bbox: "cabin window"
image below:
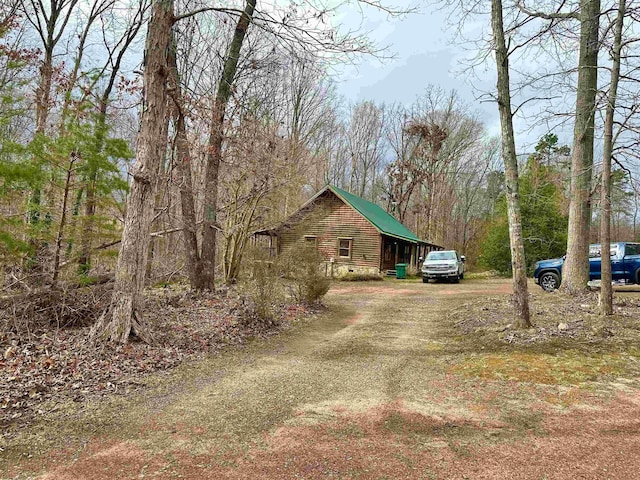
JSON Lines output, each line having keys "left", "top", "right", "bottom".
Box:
{"left": 338, "top": 238, "right": 353, "bottom": 259}
{"left": 304, "top": 235, "right": 318, "bottom": 248}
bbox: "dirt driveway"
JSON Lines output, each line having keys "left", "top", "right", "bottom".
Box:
{"left": 6, "top": 279, "right": 640, "bottom": 479}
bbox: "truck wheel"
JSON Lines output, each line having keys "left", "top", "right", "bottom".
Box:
{"left": 452, "top": 276, "right": 460, "bottom": 284}
{"left": 422, "top": 277, "right": 428, "bottom": 283}
{"left": 460, "top": 272, "right": 464, "bottom": 280}
{"left": 540, "top": 271, "right": 560, "bottom": 292}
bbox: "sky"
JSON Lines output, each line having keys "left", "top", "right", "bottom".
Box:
{"left": 332, "top": 1, "right": 571, "bottom": 154}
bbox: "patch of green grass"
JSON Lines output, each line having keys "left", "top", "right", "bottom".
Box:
{"left": 449, "top": 351, "right": 628, "bottom": 385}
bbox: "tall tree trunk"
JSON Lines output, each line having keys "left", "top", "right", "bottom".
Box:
{"left": 26, "top": 0, "right": 80, "bottom": 281}
{"left": 600, "top": 0, "right": 625, "bottom": 316}
{"left": 491, "top": 0, "right": 531, "bottom": 328}
{"left": 91, "top": 0, "right": 173, "bottom": 343}
{"left": 167, "top": 38, "right": 203, "bottom": 289}
{"left": 199, "top": 0, "right": 256, "bottom": 290}
{"left": 561, "top": 0, "right": 600, "bottom": 293}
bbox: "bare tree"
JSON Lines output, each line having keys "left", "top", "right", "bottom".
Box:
{"left": 21, "top": 0, "right": 80, "bottom": 134}
{"left": 91, "top": 0, "right": 174, "bottom": 343}
{"left": 199, "top": 0, "right": 257, "bottom": 291}
{"left": 561, "top": 0, "right": 601, "bottom": 293}
{"left": 454, "top": 137, "right": 501, "bottom": 255}
{"left": 600, "top": 0, "right": 626, "bottom": 315}
{"left": 20, "top": 0, "right": 80, "bottom": 279}
{"left": 408, "top": 88, "right": 484, "bottom": 245}
{"left": 167, "top": 30, "right": 203, "bottom": 290}
{"left": 491, "top": 0, "right": 531, "bottom": 327}
{"left": 346, "top": 101, "right": 386, "bottom": 199}
{"left": 386, "top": 119, "right": 447, "bottom": 225}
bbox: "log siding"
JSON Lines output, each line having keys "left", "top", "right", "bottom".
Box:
{"left": 255, "top": 186, "right": 441, "bottom": 276}
{"left": 279, "top": 191, "right": 382, "bottom": 271}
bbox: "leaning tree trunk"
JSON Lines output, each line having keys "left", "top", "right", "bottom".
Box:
{"left": 199, "top": 0, "right": 256, "bottom": 291}
{"left": 491, "top": 0, "right": 531, "bottom": 328}
{"left": 561, "top": 0, "right": 600, "bottom": 294}
{"left": 91, "top": 0, "right": 173, "bottom": 343}
{"left": 600, "top": 0, "right": 625, "bottom": 315}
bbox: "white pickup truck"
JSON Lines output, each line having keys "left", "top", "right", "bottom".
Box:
{"left": 421, "top": 250, "right": 465, "bottom": 283}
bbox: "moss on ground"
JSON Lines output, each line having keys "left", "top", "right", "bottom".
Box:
{"left": 449, "top": 351, "right": 628, "bottom": 385}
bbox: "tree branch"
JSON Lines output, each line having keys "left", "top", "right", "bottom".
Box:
{"left": 515, "top": 0, "right": 579, "bottom": 20}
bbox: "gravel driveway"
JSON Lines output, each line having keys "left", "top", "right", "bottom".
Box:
{"left": 8, "top": 279, "right": 640, "bottom": 479}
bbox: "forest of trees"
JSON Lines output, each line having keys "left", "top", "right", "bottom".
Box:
{"left": 1, "top": 0, "right": 640, "bottom": 339}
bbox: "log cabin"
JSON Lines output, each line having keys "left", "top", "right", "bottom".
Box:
{"left": 254, "top": 185, "right": 442, "bottom": 276}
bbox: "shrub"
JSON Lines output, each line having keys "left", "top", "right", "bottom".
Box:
{"left": 238, "top": 247, "right": 286, "bottom": 325}
{"left": 279, "top": 245, "right": 330, "bottom": 305}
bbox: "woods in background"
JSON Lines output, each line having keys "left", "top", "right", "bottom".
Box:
{"left": 2, "top": 0, "right": 640, "bottom": 341}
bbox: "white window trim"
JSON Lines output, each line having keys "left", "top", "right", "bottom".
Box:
{"left": 338, "top": 237, "right": 353, "bottom": 259}
{"left": 304, "top": 235, "right": 318, "bottom": 249}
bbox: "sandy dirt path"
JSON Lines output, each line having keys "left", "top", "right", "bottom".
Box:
{"left": 6, "top": 279, "right": 640, "bottom": 479}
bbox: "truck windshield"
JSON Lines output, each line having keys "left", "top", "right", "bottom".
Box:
{"left": 426, "top": 251, "right": 456, "bottom": 261}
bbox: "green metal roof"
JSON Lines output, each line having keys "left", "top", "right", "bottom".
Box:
{"left": 328, "top": 185, "right": 423, "bottom": 244}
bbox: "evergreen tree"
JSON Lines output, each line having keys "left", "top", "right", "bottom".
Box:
{"left": 480, "top": 141, "right": 569, "bottom": 274}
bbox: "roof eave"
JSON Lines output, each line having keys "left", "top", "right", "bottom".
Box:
{"left": 380, "top": 232, "right": 431, "bottom": 245}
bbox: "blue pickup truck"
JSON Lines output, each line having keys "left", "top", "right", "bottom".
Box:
{"left": 533, "top": 242, "right": 640, "bottom": 291}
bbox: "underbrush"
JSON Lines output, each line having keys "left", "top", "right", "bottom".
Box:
{"left": 0, "top": 283, "right": 317, "bottom": 435}
{"left": 339, "top": 273, "right": 384, "bottom": 282}
{"left": 463, "top": 270, "right": 504, "bottom": 280}
{"left": 0, "top": 284, "right": 113, "bottom": 337}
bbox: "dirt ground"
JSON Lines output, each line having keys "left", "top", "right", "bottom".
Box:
{"left": 3, "top": 278, "right": 640, "bottom": 479}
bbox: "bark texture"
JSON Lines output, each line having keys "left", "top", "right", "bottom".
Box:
{"left": 199, "top": 0, "right": 256, "bottom": 290}
{"left": 561, "top": 0, "right": 600, "bottom": 293}
{"left": 600, "top": 0, "right": 625, "bottom": 315}
{"left": 491, "top": 0, "right": 531, "bottom": 328}
{"left": 167, "top": 38, "right": 203, "bottom": 289}
{"left": 91, "top": 0, "right": 173, "bottom": 343}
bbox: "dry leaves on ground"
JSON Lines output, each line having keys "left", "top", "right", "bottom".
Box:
{"left": 451, "top": 290, "right": 640, "bottom": 347}
{"left": 0, "top": 284, "right": 314, "bottom": 438}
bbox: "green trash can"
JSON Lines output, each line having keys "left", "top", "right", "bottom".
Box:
{"left": 395, "top": 263, "right": 407, "bottom": 279}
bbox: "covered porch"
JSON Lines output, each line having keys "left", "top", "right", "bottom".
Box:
{"left": 380, "top": 235, "right": 442, "bottom": 273}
